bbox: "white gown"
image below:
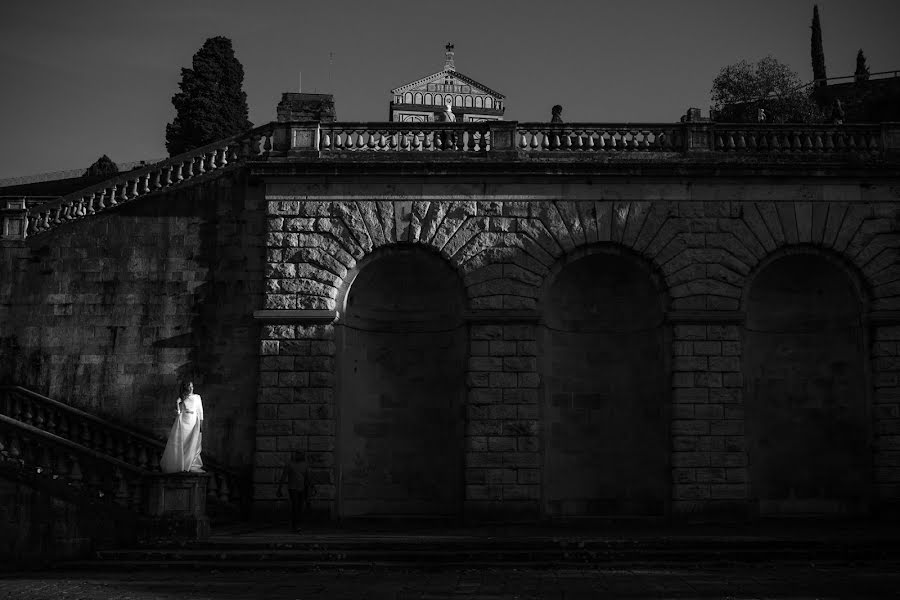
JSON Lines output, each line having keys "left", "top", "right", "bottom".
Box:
{"left": 160, "top": 394, "right": 204, "bottom": 473}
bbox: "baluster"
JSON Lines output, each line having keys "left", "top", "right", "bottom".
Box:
{"left": 57, "top": 413, "right": 69, "bottom": 439}
{"left": 184, "top": 158, "right": 195, "bottom": 179}
{"left": 541, "top": 132, "right": 550, "bottom": 150}
{"left": 152, "top": 170, "right": 162, "bottom": 190}
{"left": 518, "top": 131, "right": 528, "bottom": 149}
{"left": 802, "top": 134, "right": 813, "bottom": 151}
{"left": 334, "top": 131, "right": 344, "bottom": 149}
{"left": 8, "top": 433, "right": 21, "bottom": 460}
{"left": 423, "top": 131, "right": 433, "bottom": 151}
{"left": 34, "top": 405, "right": 45, "bottom": 429}
{"left": 125, "top": 442, "right": 137, "bottom": 466}
{"left": 790, "top": 133, "right": 801, "bottom": 151}
{"left": 114, "top": 183, "right": 126, "bottom": 204}
{"left": 867, "top": 132, "right": 879, "bottom": 151}
{"left": 22, "top": 397, "right": 33, "bottom": 425}
{"left": 824, "top": 132, "right": 835, "bottom": 151}
{"left": 399, "top": 133, "right": 409, "bottom": 150}
{"left": 365, "top": 131, "right": 377, "bottom": 150}
{"left": 321, "top": 132, "right": 331, "bottom": 150}
{"left": 85, "top": 192, "right": 96, "bottom": 215}
{"left": 139, "top": 173, "right": 150, "bottom": 194}
{"left": 75, "top": 198, "right": 86, "bottom": 217}
{"left": 847, "top": 134, "right": 857, "bottom": 150}
{"left": 736, "top": 132, "right": 746, "bottom": 150}
{"left": 172, "top": 163, "right": 183, "bottom": 184}
{"left": 466, "top": 130, "right": 476, "bottom": 152}
{"left": 114, "top": 468, "right": 130, "bottom": 503}
{"left": 219, "top": 476, "right": 231, "bottom": 502}
{"left": 595, "top": 133, "right": 605, "bottom": 151}
{"left": 529, "top": 131, "right": 540, "bottom": 150}
{"left": 59, "top": 203, "right": 71, "bottom": 221}
{"left": 197, "top": 154, "right": 206, "bottom": 174}
{"left": 161, "top": 166, "right": 172, "bottom": 187}
{"left": 389, "top": 133, "right": 398, "bottom": 150}
{"left": 128, "top": 178, "right": 139, "bottom": 199}
{"left": 640, "top": 131, "right": 650, "bottom": 151}
{"left": 44, "top": 408, "right": 56, "bottom": 435}
{"left": 813, "top": 133, "right": 823, "bottom": 151}
{"left": 137, "top": 445, "right": 149, "bottom": 470}
{"left": 411, "top": 131, "right": 422, "bottom": 150}
{"left": 378, "top": 133, "right": 388, "bottom": 150}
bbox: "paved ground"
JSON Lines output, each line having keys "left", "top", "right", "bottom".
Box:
{"left": 1, "top": 563, "right": 900, "bottom": 599}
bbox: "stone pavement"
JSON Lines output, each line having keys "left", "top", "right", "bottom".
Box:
{"left": 1, "top": 563, "right": 900, "bottom": 599}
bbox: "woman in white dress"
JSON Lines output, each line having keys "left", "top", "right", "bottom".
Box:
{"left": 160, "top": 381, "right": 205, "bottom": 473}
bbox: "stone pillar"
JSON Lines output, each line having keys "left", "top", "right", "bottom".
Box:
{"left": 143, "top": 473, "right": 210, "bottom": 540}
{"left": 669, "top": 318, "right": 749, "bottom": 519}
{"left": 464, "top": 318, "right": 541, "bottom": 522}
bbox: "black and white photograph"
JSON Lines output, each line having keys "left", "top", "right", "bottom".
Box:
{"left": 1, "top": 1, "right": 900, "bottom": 597}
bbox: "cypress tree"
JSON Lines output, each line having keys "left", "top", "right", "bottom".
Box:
{"left": 84, "top": 154, "right": 119, "bottom": 178}
{"left": 811, "top": 5, "right": 827, "bottom": 86}
{"left": 165, "top": 36, "right": 253, "bottom": 157}
{"left": 855, "top": 49, "right": 870, "bottom": 83}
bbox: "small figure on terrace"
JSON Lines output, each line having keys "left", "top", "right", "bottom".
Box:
{"left": 160, "top": 381, "right": 205, "bottom": 473}
{"left": 831, "top": 99, "right": 845, "bottom": 125}
{"left": 437, "top": 97, "right": 456, "bottom": 123}
{"left": 551, "top": 105, "right": 564, "bottom": 123}
{"left": 757, "top": 107, "right": 767, "bottom": 123}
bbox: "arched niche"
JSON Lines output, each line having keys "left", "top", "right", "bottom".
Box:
{"left": 337, "top": 246, "right": 467, "bottom": 518}
{"left": 744, "top": 251, "right": 870, "bottom": 515}
{"left": 541, "top": 247, "right": 670, "bottom": 517}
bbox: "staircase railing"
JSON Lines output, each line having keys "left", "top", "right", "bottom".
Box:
{"left": 0, "top": 385, "right": 247, "bottom": 515}
{"left": 0, "top": 413, "right": 146, "bottom": 512}
{"left": 24, "top": 123, "right": 276, "bottom": 239}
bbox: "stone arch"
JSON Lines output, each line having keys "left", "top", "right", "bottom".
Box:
{"left": 485, "top": 97, "right": 493, "bottom": 109}
{"left": 540, "top": 243, "right": 671, "bottom": 517}
{"left": 424, "top": 93, "right": 432, "bottom": 105}
{"left": 465, "top": 95, "right": 473, "bottom": 108}
{"left": 434, "top": 94, "right": 443, "bottom": 106}
{"left": 475, "top": 96, "right": 483, "bottom": 108}
{"left": 404, "top": 92, "right": 413, "bottom": 104}
{"left": 335, "top": 244, "right": 467, "bottom": 518}
{"left": 455, "top": 95, "right": 463, "bottom": 107}
{"left": 414, "top": 92, "right": 423, "bottom": 104}
{"left": 742, "top": 245, "right": 871, "bottom": 515}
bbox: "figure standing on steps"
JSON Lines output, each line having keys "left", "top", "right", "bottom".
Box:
{"left": 277, "top": 451, "right": 313, "bottom": 532}
{"left": 160, "top": 381, "right": 205, "bottom": 473}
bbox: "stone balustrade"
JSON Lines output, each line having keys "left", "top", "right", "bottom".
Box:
{"left": 0, "top": 413, "right": 146, "bottom": 511}
{"left": 319, "top": 122, "right": 492, "bottom": 153}
{"left": 9, "top": 120, "right": 898, "bottom": 242}
{"left": 24, "top": 124, "right": 276, "bottom": 238}
{"left": 516, "top": 124, "right": 684, "bottom": 152}
{"left": 0, "top": 386, "right": 243, "bottom": 511}
{"left": 711, "top": 124, "right": 883, "bottom": 153}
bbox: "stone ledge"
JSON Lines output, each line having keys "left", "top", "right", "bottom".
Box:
{"left": 254, "top": 309, "right": 337, "bottom": 324}
{"left": 464, "top": 310, "right": 540, "bottom": 323}
{"left": 667, "top": 311, "right": 746, "bottom": 324}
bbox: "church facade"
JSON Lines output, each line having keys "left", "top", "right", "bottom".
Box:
{"left": 389, "top": 44, "right": 505, "bottom": 123}
{"left": 2, "top": 112, "right": 900, "bottom": 525}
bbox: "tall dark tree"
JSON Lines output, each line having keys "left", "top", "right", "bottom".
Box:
{"left": 165, "top": 36, "right": 252, "bottom": 157}
{"left": 855, "top": 48, "right": 870, "bottom": 83}
{"left": 84, "top": 154, "right": 119, "bottom": 178}
{"left": 811, "top": 5, "right": 827, "bottom": 86}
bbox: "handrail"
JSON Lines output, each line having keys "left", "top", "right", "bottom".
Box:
{"left": 0, "top": 385, "right": 246, "bottom": 509}
{"left": 25, "top": 122, "right": 276, "bottom": 238}
{"left": 0, "top": 385, "right": 237, "bottom": 474}
{"left": 0, "top": 413, "right": 145, "bottom": 476}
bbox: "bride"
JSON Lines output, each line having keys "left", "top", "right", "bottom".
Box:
{"left": 160, "top": 381, "right": 205, "bottom": 473}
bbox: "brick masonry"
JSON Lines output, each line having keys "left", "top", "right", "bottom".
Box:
{"left": 258, "top": 183, "right": 900, "bottom": 519}
{"left": 0, "top": 175, "right": 265, "bottom": 470}
{"left": 3, "top": 170, "right": 900, "bottom": 521}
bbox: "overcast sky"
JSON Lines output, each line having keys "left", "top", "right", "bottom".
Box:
{"left": 1, "top": 0, "right": 898, "bottom": 179}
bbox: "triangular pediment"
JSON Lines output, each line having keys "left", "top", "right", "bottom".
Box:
{"left": 391, "top": 69, "right": 504, "bottom": 99}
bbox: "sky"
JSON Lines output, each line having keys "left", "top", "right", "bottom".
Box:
{"left": 0, "top": 0, "right": 898, "bottom": 179}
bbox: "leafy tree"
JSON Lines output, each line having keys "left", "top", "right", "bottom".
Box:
{"left": 855, "top": 49, "right": 870, "bottom": 83}
{"left": 711, "top": 56, "right": 823, "bottom": 123}
{"left": 165, "top": 36, "right": 252, "bottom": 157}
{"left": 84, "top": 154, "right": 119, "bottom": 178}
{"left": 811, "top": 5, "right": 827, "bottom": 86}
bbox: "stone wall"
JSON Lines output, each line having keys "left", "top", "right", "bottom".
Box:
{"left": 257, "top": 177, "right": 900, "bottom": 520}
{"left": 0, "top": 174, "right": 265, "bottom": 470}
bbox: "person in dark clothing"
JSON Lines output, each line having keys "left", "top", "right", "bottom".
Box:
{"left": 276, "top": 451, "right": 311, "bottom": 531}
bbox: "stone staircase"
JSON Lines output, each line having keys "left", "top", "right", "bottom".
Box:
{"left": 0, "top": 385, "right": 250, "bottom": 549}
{"left": 62, "top": 524, "right": 900, "bottom": 570}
